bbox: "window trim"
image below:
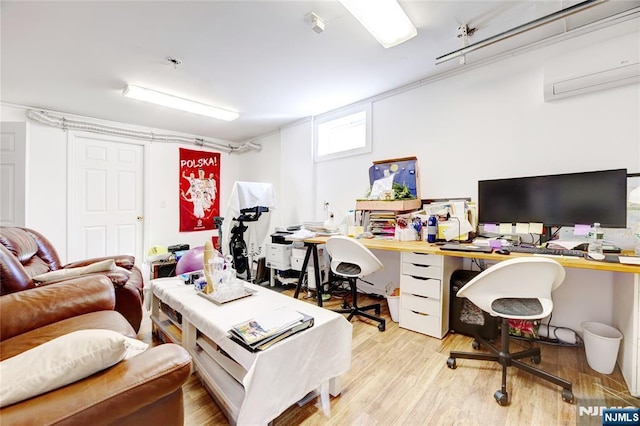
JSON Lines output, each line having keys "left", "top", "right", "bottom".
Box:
{"left": 313, "top": 102, "right": 372, "bottom": 162}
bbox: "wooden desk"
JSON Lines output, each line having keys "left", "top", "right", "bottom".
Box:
{"left": 301, "top": 236, "right": 640, "bottom": 274}
{"left": 297, "top": 236, "right": 640, "bottom": 396}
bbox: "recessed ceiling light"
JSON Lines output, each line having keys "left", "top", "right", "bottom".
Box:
{"left": 122, "top": 84, "right": 239, "bottom": 121}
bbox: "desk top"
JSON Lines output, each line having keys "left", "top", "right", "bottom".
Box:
{"left": 303, "top": 236, "right": 640, "bottom": 274}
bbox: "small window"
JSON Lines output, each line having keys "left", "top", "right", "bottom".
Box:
{"left": 314, "top": 103, "right": 371, "bottom": 162}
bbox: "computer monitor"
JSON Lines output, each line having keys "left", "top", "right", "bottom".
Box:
{"left": 478, "top": 168, "right": 627, "bottom": 231}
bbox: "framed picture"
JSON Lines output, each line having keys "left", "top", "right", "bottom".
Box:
{"left": 179, "top": 148, "right": 221, "bottom": 232}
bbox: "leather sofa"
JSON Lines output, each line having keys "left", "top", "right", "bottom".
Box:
{"left": 0, "top": 226, "right": 145, "bottom": 332}
{"left": 0, "top": 276, "right": 192, "bottom": 425}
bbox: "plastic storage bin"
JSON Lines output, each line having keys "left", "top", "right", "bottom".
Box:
{"left": 386, "top": 295, "right": 399, "bottom": 322}
{"left": 581, "top": 321, "right": 623, "bottom": 374}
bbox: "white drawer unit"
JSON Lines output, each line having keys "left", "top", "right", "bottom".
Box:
{"left": 399, "top": 252, "right": 462, "bottom": 339}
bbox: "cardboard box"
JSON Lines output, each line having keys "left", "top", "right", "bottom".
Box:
{"left": 355, "top": 198, "right": 422, "bottom": 211}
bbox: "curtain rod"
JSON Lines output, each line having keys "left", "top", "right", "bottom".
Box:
{"left": 435, "top": 0, "right": 607, "bottom": 65}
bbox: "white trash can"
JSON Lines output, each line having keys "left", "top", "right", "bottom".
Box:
{"left": 386, "top": 295, "right": 399, "bottom": 323}
{"left": 581, "top": 321, "right": 623, "bottom": 375}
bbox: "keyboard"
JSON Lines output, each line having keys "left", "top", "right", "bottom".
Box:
{"left": 508, "top": 246, "right": 585, "bottom": 257}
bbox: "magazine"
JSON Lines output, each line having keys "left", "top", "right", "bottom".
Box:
{"left": 229, "top": 307, "right": 313, "bottom": 351}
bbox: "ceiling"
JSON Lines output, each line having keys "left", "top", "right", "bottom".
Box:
{"left": 2, "top": 1, "right": 639, "bottom": 144}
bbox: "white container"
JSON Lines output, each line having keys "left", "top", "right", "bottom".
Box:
{"left": 581, "top": 321, "right": 623, "bottom": 374}
{"left": 386, "top": 295, "right": 399, "bottom": 322}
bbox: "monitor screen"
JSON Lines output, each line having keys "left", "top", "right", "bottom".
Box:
{"left": 478, "top": 169, "right": 627, "bottom": 228}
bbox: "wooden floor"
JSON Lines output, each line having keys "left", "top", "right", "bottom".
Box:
{"left": 139, "top": 284, "right": 638, "bottom": 425}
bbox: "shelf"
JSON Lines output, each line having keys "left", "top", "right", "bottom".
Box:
{"left": 150, "top": 313, "right": 182, "bottom": 344}
{"left": 197, "top": 334, "right": 247, "bottom": 384}
{"left": 192, "top": 347, "right": 245, "bottom": 424}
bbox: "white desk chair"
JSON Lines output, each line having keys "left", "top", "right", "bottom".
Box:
{"left": 447, "top": 257, "right": 574, "bottom": 405}
{"left": 325, "top": 236, "right": 386, "bottom": 332}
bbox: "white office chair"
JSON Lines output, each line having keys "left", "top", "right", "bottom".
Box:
{"left": 325, "top": 236, "right": 386, "bottom": 332}
{"left": 447, "top": 257, "right": 574, "bottom": 406}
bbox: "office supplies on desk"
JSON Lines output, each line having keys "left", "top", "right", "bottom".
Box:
{"left": 586, "top": 253, "right": 606, "bottom": 261}
{"left": 439, "top": 244, "right": 493, "bottom": 253}
{"left": 619, "top": 256, "right": 640, "bottom": 265}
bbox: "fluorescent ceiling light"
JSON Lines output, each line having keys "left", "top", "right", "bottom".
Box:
{"left": 339, "top": 0, "right": 417, "bottom": 48}
{"left": 122, "top": 84, "right": 239, "bottom": 121}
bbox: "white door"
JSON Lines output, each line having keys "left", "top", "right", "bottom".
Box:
{"left": 69, "top": 133, "right": 144, "bottom": 263}
{"left": 0, "top": 122, "right": 28, "bottom": 227}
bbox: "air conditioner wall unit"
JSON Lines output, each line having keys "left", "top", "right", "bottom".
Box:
{"left": 544, "top": 61, "right": 640, "bottom": 101}
{"left": 543, "top": 27, "right": 639, "bottom": 101}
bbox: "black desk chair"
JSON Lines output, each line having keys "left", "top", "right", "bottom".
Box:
{"left": 325, "top": 236, "right": 386, "bottom": 332}
{"left": 447, "top": 257, "right": 574, "bottom": 406}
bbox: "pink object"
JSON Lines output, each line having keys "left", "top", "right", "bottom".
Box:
{"left": 176, "top": 246, "right": 205, "bottom": 275}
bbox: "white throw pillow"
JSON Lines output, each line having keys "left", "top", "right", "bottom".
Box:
{"left": 0, "top": 329, "right": 148, "bottom": 408}
{"left": 32, "top": 259, "right": 116, "bottom": 282}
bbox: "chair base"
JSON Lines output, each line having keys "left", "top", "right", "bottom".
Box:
{"left": 334, "top": 277, "right": 386, "bottom": 332}
{"left": 447, "top": 318, "right": 573, "bottom": 406}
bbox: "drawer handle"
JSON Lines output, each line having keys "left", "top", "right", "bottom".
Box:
{"left": 411, "top": 263, "right": 431, "bottom": 268}
{"left": 412, "top": 294, "right": 430, "bottom": 299}
{"left": 412, "top": 252, "right": 430, "bottom": 256}
{"left": 411, "top": 310, "right": 429, "bottom": 316}
{"left": 410, "top": 275, "right": 430, "bottom": 281}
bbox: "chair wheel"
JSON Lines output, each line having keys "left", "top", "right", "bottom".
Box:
{"left": 494, "top": 390, "right": 509, "bottom": 406}
{"left": 472, "top": 339, "right": 481, "bottom": 350}
{"left": 342, "top": 302, "right": 349, "bottom": 309}
{"left": 447, "top": 358, "right": 457, "bottom": 369}
{"left": 562, "top": 389, "right": 574, "bottom": 404}
{"left": 375, "top": 306, "right": 381, "bottom": 315}
{"left": 378, "top": 322, "right": 386, "bottom": 331}
{"left": 531, "top": 355, "right": 541, "bottom": 364}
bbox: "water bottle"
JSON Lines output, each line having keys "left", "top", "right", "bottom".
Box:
{"left": 427, "top": 215, "right": 438, "bottom": 243}
{"left": 587, "top": 222, "right": 604, "bottom": 256}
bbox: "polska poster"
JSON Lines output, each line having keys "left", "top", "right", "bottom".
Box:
{"left": 179, "top": 148, "right": 220, "bottom": 232}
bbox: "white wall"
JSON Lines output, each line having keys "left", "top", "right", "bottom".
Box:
{"left": 252, "top": 19, "right": 639, "bottom": 228}
{"left": 1, "top": 104, "right": 240, "bottom": 263}
{"left": 3, "top": 18, "right": 636, "bottom": 329}
{"left": 244, "top": 19, "right": 639, "bottom": 329}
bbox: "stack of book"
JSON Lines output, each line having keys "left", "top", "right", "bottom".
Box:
{"left": 228, "top": 307, "right": 314, "bottom": 352}
{"left": 302, "top": 221, "right": 340, "bottom": 236}
{"left": 367, "top": 211, "right": 396, "bottom": 239}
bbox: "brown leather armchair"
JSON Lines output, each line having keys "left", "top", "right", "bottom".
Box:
{"left": 0, "top": 276, "right": 192, "bottom": 425}
{"left": 0, "top": 226, "right": 145, "bottom": 332}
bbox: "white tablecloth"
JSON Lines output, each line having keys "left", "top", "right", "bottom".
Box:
{"left": 151, "top": 278, "right": 352, "bottom": 425}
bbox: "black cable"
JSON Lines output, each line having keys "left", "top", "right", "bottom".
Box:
{"left": 471, "top": 258, "right": 485, "bottom": 271}
{"left": 550, "top": 226, "right": 562, "bottom": 240}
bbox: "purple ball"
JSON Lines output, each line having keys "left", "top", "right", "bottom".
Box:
{"left": 175, "top": 246, "right": 205, "bottom": 275}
